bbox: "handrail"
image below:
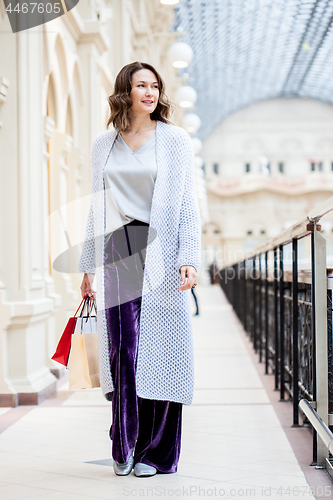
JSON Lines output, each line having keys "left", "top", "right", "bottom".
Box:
{"left": 299, "top": 399, "right": 333, "bottom": 455}
{"left": 225, "top": 196, "right": 333, "bottom": 267}
{"left": 308, "top": 195, "right": 333, "bottom": 223}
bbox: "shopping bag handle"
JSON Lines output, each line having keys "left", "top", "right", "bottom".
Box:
{"left": 79, "top": 295, "right": 97, "bottom": 319}
{"left": 79, "top": 295, "right": 91, "bottom": 318}
{"left": 73, "top": 296, "right": 88, "bottom": 318}
{"left": 78, "top": 296, "right": 97, "bottom": 333}
{"left": 73, "top": 294, "right": 94, "bottom": 318}
{"left": 88, "top": 297, "right": 97, "bottom": 317}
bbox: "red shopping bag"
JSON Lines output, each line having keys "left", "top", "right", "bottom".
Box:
{"left": 51, "top": 295, "right": 91, "bottom": 366}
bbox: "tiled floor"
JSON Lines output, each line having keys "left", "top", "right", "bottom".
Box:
{"left": 0, "top": 284, "right": 332, "bottom": 499}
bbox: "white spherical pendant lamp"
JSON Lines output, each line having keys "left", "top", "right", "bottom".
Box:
{"left": 182, "top": 113, "right": 201, "bottom": 134}
{"left": 194, "top": 156, "right": 204, "bottom": 169}
{"left": 195, "top": 167, "right": 205, "bottom": 179}
{"left": 168, "top": 42, "right": 193, "bottom": 68}
{"left": 175, "top": 85, "right": 197, "bottom": 108}
{"left": 191, "top": 138, "right": 202, "bottom": 155}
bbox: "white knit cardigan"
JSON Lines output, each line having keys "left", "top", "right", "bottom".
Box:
{"left": 79, "top": 120, "right": 201, "bottom": 405}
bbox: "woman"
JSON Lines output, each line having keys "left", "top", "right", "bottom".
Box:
{"left": 79, "top": 62, "right": 201, "bottom": 477}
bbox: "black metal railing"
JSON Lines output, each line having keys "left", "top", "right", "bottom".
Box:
{"left": 217, "top": 197, "right": 333, "bottom": 467}
{"left": 220, "top": 262, "right": 321, "bottom": 407}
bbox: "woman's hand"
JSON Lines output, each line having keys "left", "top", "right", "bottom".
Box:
{"left": 177, "top": 265, "right": 197, "bottom": 291}
{"left": 80, "top": 273, "right": 96, "bottom": 299}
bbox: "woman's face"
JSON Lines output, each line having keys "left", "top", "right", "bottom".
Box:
{"left": 130, "top": 69, "right": 159, "bottom": 117}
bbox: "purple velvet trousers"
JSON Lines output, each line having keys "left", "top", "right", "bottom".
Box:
{"left": 104, "top": 219, "right": 182, "bottom": 473}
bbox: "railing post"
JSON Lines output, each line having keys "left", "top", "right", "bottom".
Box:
{"left": 274, "top": 247, "right": 279, "bottom": 390}
{"left": 292, "top": 237, "right": 299, "bottom": 426}
{"left": 280, "top": 244, "right": 285, "bottom": 401}
{"left": 233, "top": 263, "right": 237, "bottom": 313}
{"left": 253, "top": 256, "right": 256, "bottom": 348}
{"left": 265, "top": 250, "right": 269, "bottom": 374}
{"left": 311, "top": 227, "right": 329, "bottom": 466}
{"left": 244, "top": 260, "right": 247, "bottom": 332}
{"left": 235, "top": 263, "right": 238, "bottom": 318}
{"left": 259, "top": 253, "right": 263, "bottom": 362}
{"left": 328, "top": 289, "right": 333, "bottom": 418}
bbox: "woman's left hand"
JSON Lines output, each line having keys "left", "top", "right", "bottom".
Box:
{"left": 177, "top": 265, "right": 197, "bottom": 291}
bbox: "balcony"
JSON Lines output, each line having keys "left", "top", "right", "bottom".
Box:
{"left": 206, "top": 172, "right": 333, "bottom": 197}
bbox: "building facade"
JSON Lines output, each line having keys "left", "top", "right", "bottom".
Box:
{"left": 201, "top": 98, "right": 333, "bottom": 272}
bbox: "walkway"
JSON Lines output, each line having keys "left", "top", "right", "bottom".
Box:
{"left": 0, "top": 284, "right": 331, "bottom": 499}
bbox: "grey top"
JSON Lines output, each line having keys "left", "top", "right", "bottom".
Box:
{"left": 103, "top": 132, "right": 157, "bottom": 235}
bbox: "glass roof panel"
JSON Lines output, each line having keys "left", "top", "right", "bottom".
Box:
{"left": 172, "top": 0, "right": 333, "bottom": 139}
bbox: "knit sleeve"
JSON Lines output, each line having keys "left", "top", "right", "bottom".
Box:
{"left": 78, "top": 138, "right": 100, "bottom": 274}
{"left": 175, "top": 130, "right": 202, "bottom": 273}
{"left": 79, "top": 203, "right": 96, "bottom": 274}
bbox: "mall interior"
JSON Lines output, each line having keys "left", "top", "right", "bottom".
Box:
{"left": 1, "top": 0, "right": 333, "bottom": 497}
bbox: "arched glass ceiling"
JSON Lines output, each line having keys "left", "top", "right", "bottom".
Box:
{"left": 172, "top": 0, "right": 333, "bottom": 140}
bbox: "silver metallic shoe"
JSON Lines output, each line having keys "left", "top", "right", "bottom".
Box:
{"left": 134, "top": 462, "right": 157, "bottom": 477}
{"left": 113, "top": 455, "right": 134, "bottom": 476}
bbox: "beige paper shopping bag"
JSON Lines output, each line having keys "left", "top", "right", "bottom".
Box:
{"left": 69, "top": 333, "right": 100, "bottom": 389}
{"left": 82, "top": 333, "right": 100, "bottom": 388}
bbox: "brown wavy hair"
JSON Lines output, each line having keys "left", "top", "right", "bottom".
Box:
{"left": 106, "top": 61, "right": 173, "bottom": 131}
